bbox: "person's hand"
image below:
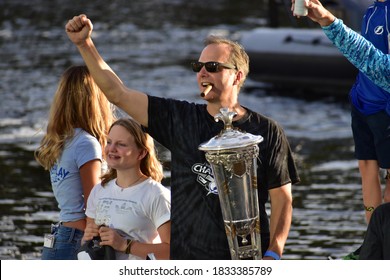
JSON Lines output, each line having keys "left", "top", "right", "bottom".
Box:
{"left": 291, "top": 0, "right": 335, "bottom": 27}
{"left": 98, "top": 226, "right": 127, "bottom": 251}
{"left": 65, "top": 14, "right": 93, "bottom": 46}
{"left": 82, "top": 220, "right": 99, "bottom": 242}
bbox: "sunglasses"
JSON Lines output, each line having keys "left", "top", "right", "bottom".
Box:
{"left": 191, "top": 61, "right": 237, "bottom": 73}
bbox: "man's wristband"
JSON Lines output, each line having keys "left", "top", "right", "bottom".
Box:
{"left": 264, "top": 250, "right": 281, "bottom": 260}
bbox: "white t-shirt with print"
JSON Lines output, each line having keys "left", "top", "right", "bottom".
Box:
{"left": 86, "top": 178, "right": 171, "bottom": 260}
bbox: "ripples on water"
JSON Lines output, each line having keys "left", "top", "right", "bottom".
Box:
{"left": 0, "top": 0, "right": 370, "bottom": 259}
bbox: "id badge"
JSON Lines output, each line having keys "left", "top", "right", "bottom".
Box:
{"left": 43, "top": 234, "right": 55, "bottom": 248}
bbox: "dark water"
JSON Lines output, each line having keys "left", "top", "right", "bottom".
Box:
{"left": 0, "top": 0, "right": 372, "bottom": 260}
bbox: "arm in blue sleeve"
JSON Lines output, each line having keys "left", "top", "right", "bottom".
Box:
{"left": 323, "top": 18, "right": 390, "bottom": 93}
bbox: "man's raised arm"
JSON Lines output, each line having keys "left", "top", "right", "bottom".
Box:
{"left": 66, "top": 14, "right": 149, "bottom": 126}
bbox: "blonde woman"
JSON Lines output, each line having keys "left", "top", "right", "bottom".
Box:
{"left": 81, "top": 118, "right": 171, "bottom": 260}
{"left": 35, "top": 65, "right": 116, "bottom": 259}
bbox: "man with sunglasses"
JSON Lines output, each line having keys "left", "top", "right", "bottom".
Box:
{"left": 66, "top": 14, "right": 300, "bottom": 260}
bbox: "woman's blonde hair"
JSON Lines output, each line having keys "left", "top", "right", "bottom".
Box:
{"left": 35, "top": 65, "right": 116, "bottom": 170}
{"left": 101, "top": 118, "right": 164, "bottom": 185}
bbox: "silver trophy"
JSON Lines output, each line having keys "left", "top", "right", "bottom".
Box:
{"left": 199, "top": 108, "right": 263, "bottom": 260}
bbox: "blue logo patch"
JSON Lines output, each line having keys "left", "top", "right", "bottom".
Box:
{"left": 374, "top": 25, "right": 384, "bottom": 35}
{"left": 50, "top": 164, "right": 70, "bottom": 183}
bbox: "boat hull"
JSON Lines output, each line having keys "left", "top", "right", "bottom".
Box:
{"left": 240, "top": 28, "right": 358, "bottom": 93}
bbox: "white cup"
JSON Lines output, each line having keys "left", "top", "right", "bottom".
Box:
{"left": 294, "top": 0, "right": 308, "bottom": 16}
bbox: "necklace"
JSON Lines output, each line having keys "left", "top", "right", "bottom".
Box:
{"left": 118, "top": 175, "right": 144, "bottom": 191}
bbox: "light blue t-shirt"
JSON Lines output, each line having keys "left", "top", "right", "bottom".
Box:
{"left": 50, "top": 128, "right": 102, "bottom": 222}
{"left": 323, "top": 18, "right": 390, "bottom": 114}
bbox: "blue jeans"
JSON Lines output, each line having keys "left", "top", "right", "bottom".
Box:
{"left": 41, "top": 222, "right": 84, "bottom": 260}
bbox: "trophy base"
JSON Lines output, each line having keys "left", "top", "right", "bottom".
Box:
{"left": 230, "top": 245, "right": 261, "bottom": 260}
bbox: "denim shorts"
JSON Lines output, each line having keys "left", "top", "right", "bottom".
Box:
{"left": 351, "top": 106, "right": 390, "bottom": 168}
{"left": 41, "top": 222, "right": 84, "bottom": 260}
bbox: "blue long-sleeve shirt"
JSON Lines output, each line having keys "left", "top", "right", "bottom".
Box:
{"left": 323, "top": 18, "right": 390, "bottom": 113}
{"left": 350, "top": 2, "right": 390, "bottom": 115}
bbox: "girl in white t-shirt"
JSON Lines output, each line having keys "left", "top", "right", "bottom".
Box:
{"left": 82, "top": 118, "right": 171, "bottom": 260}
